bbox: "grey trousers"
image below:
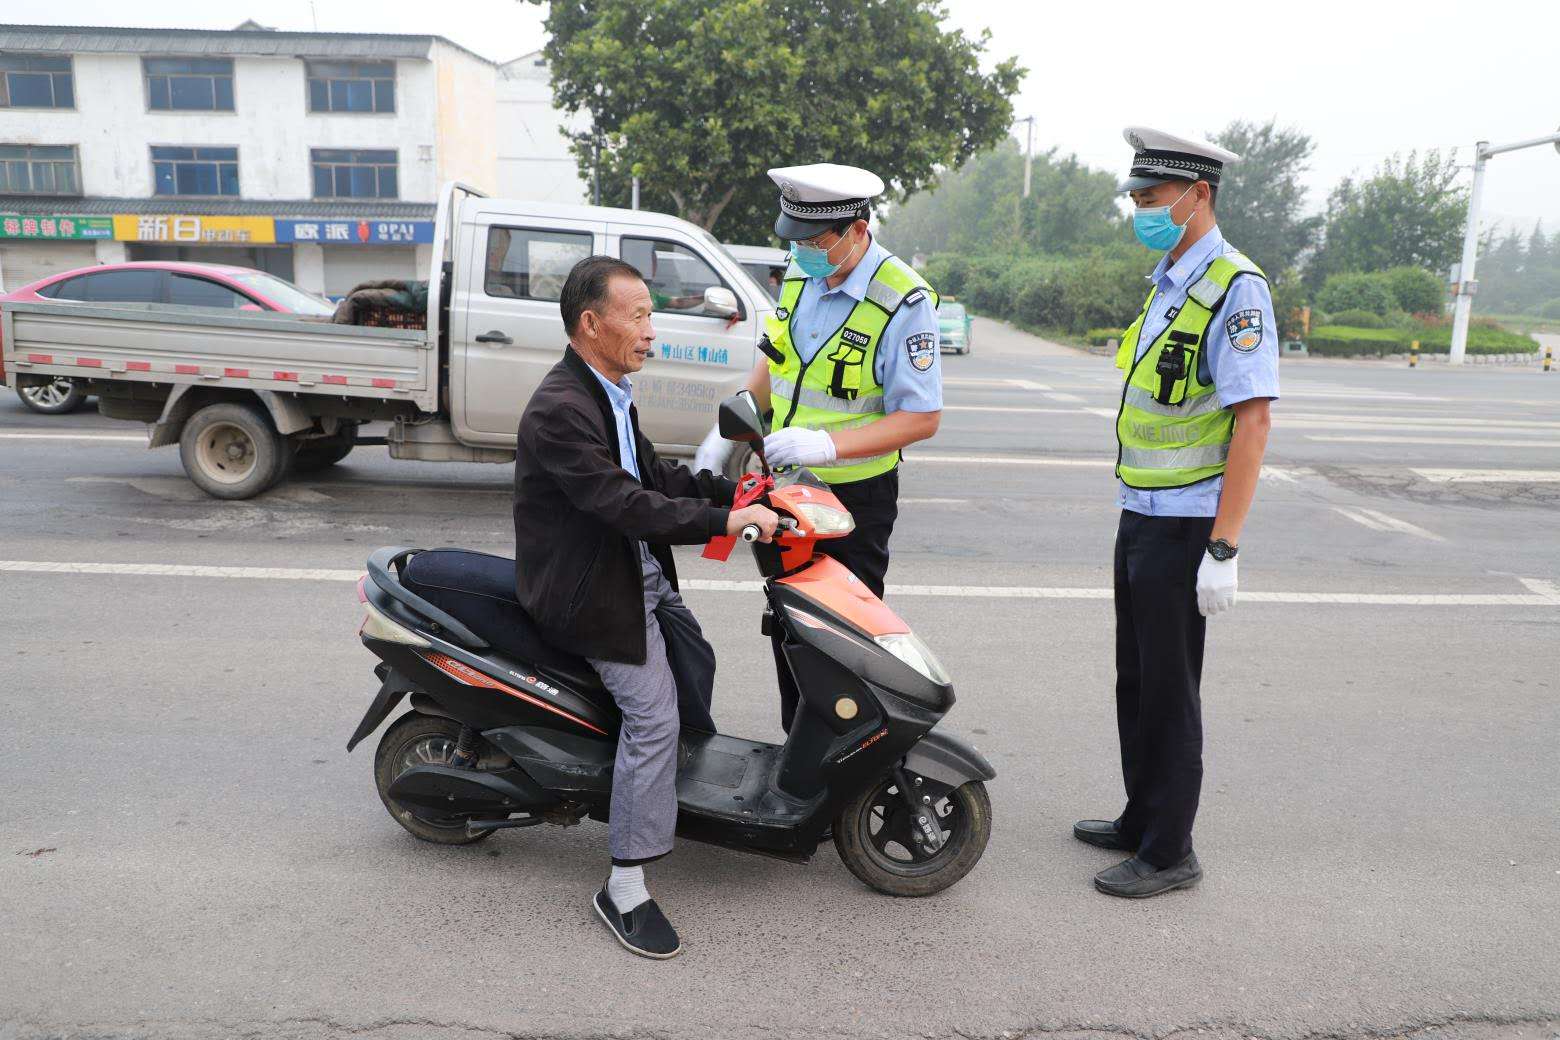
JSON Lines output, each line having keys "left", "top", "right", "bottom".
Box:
{"left": 586, "top": 546, "right": 708, "bottom": 864}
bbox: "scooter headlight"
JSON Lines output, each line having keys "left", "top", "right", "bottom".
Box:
{"left": 792, "top": 501, "right": 855, "bottom": 535}
{"left": 361, "top": 598, "right": 431, "bottom": 647}
{"left": 873, "top": 632, "right": 950, "bottom": 684}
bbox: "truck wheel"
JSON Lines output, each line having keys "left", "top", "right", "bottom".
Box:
{"left": 16, "top": 377, "right": 87, "bottom": 415}
{"left": 179, "top": 401, "right": 288, "bottom": 500}
{"left": 293, "top": 424, "right": 358, "bottom": 473}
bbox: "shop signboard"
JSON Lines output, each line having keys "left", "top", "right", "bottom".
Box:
{"left": 0, "top": 215, "right": 115, "bottom": 240}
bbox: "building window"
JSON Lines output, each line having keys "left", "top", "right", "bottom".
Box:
{"left": 152, "top": 146, "right": 239, "bottom": 196}
{"left": 305, "top": 61, "right": 394, "bottom": 114}
{"left": 0, "top": 54, "right": 74, "bottom": 109}
{"left": 145, "top": 58, "right": 235, "bottom": 111}
{"left": 311, "top": 149, "right": 397, "bottom": 199}
{"left": 0, "top": 144, "right": 81, "bottom": 195}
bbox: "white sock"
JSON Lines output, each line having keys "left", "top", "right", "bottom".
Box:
{"left": 608, "top": 865, "right": 650, "bottom": 913}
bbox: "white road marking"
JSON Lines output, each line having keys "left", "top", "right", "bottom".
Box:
{"left": 1307, "top": 434, "right": 1560, "bottom": 448}
{"left": 2, "top": 559, "right": 1553, "bottom": 607}
{"left": 1283, "top": 412, "right": 1560, "bottom": 431}
{"left": 1010, "top": 379, "right": 1053, "bottom": 391}
{"left": 0, "top": 431, "right": 146, "bottom": 443}
{"left": 898, "top": 497, "right": 968, "bottom": 505}
{"left": 1086, "top": 407, "right": 1118, "bottom": 419}
{"left": 1332, "top": 506, "right": 1445, "bottom": 541}
{"left": 1412, "top": 468, "right": 1560, "bottom": 484}
{"left": 1044, "top": 392, "right": 1086, "bottom": 403}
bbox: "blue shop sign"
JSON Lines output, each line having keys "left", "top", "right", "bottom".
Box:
{"left": 275, "top": 219, "right": 434, "bottom": 245}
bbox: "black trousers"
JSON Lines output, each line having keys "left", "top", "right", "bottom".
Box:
{"left": 776, "top": 468, "right": 899, "bottom": 731}
{"left": 1113, "top": 509, "right": 1215, "bottom": 868}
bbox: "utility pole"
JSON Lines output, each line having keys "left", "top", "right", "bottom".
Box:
{"left": 631, "top": 176, "right": 640, "bottom": 210}
{"left": 1448, "top": 128, "right": 1560, "bottom": 364}
{"left": 1019, "top": 115, "right": 1036, "bottom": 198}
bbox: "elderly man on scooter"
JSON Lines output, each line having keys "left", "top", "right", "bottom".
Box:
{"left": 512, "top": 255, "right": 779, "bottom": 959}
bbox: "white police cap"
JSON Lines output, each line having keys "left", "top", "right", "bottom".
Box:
{"left": 768, "top": 163, "right": 885, "bottom": 239}
{"left": 1119, "top": 126, "right": 1240, "bottom": 192}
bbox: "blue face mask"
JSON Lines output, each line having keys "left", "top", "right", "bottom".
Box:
{"left": 791, "top": 231, "right": 858, "bottom": 278}
{"left": 1132, "top": 183, "right": 1196, "bottom": 252}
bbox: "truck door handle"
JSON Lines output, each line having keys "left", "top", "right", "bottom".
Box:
{"left": 474, "top": 330, "right": 513, "bottom": 345}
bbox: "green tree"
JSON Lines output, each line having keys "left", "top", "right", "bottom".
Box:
{"left": 1208, "top": 119, "right": 1322, "bottom": 277}
{"left": 1316, "top": 272, "right": 1395, "bottom": 316}
{"left": 1383, "top": 266, "right": 1446, "bottom": 315}
{"left": 1307, "top": 150, "right": 1466, "bottom": 289}
{"left": 877, "top": 138, "right": 1123, "bottom": 259}
{"left": 530, "top": 0, "right": 1024, "bottom": 243}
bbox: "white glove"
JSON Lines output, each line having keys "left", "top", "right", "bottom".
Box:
{"left": 692, "top": 423, "right": 734, "bottom": 474}
{"left": 1196, "top": 552, "right": 1238, "bottom": 617}
{"left": 763, "top": 427, "right": 837, "bottom": 467}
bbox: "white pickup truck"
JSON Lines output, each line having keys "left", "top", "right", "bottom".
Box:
{"left": 0, "top": 182, "right": 772, "bottom": 499}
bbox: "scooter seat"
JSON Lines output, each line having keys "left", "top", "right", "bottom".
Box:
{"left": 401, "top": 548, "right": 610, "bottom": 699}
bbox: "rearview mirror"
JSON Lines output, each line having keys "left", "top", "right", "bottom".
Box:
{"left": 718, "top": 390, "right": 764, "bottom": 444}
{"left": 703, "top": 286, "right": 739, "bottom": 319}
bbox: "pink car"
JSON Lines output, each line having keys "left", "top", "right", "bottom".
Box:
{"left": 2, "top": 261, "right": 335, "bottom": 414}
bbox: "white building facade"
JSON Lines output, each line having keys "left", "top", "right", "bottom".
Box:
{"left": 0, "top": 23, "right": 497, "bottom": 295}
{"left": 496, "top": 50, "right": 589, "bottom": 205}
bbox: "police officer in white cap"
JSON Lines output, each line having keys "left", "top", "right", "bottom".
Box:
{"left": 1072, "top": 127, "right": 1278, "bottom": 898}
{"left": 694, "top": 162, "right": 943, "bottom": 730}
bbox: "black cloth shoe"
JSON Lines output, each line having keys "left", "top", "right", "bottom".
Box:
{"left": 593, "top": 887, "right": 682, "bottom": 959}
{"left": 1093, "top": 853, "right": 1202, "bottom": 898}
{"left": 1073, "top": 818, "right": 1135, "bottom": 851}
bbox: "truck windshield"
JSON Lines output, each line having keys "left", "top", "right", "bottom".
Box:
{"left": 231, "top": 272, "right": 337, "bottom": 317}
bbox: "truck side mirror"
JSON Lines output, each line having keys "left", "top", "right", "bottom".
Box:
{"left": 702, "top": 286, "right": 739, "bottom": 319}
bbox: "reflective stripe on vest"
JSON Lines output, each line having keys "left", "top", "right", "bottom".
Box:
{"left": 767, "top": 252, "right": 937, "bottom": 485}
{"left": 1114, "top": 251, "right": 1265, "bottom": 490}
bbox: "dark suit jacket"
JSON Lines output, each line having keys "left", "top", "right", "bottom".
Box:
{"left": 513, "top": 347, "right": 735, "bottom": 664}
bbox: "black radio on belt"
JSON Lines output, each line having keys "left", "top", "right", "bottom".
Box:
{"left": 1154, "top": 331, "right": 1200, "bottom": 404}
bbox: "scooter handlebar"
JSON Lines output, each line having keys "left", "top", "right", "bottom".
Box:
{"left": 741, "top": 524, "right": 761, "bottom": 543}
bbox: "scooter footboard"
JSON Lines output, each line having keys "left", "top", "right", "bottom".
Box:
{"left": 904, "top": 730, "right": 995, "bottom": 788}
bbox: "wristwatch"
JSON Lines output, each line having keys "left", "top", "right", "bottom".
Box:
{"left": 1206, "top": 538, "right": 1239, "bottom": 561}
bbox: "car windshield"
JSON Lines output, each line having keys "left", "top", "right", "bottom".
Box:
{"left": 937, "top": 303, "right": 966, "bottom": 320}
{"left": 230, "top": 272, "right": 337, "bottom": 316}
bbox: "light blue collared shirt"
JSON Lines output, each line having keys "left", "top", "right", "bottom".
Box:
{"left": 787, "top": 235, "right": 943, "bottom": 413}
{"left": 1116, "top": 226, "right": 1280, "bottom": 518}
{"left": 587, "top": 362, "right": 641, "bottom": 482}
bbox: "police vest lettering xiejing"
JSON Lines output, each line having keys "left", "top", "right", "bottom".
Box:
{"left": 765, "top": 256, "right": 937, "bottom": 485}
{"left": 1113, "top": 252, "right": 1266, "bottom": 490}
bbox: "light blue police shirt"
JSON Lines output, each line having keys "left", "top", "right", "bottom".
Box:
{"left": 786, "top": 235, "right": 942, "bottom": 413}
{"left": 1117, "top": 226, "right": 1280, "bottom": 518}
{"left": 588, "top": 363, "right": 641, "bottom": 482}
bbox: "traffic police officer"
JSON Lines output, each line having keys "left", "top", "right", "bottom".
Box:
{"left": 1074, "top": 128, "right": 1278, "bottom": 898}
{"left": 694, "top": 162, "right": 943, "bottom": 729}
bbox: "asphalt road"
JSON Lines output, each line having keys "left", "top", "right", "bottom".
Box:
{"left": 3, "top": 318, "right": 1558, "bottom": 1040}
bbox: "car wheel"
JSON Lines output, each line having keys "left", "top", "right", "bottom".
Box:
{"left": 16, "top": 377, "right": 87, "bottom": 415}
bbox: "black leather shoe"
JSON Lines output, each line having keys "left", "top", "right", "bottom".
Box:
{"left": 1093, "top": 853, "right": 1202, "bottom": 898}
{"left": 1073, "top": 818, "right": 1135, "bottom": 851}
{"left": 593, "top": 888, "right": 683, "bottom": 959}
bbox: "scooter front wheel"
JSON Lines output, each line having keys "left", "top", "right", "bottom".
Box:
{"left": 833, "top": 776, "right": 992, "bottom": 896}
{"left": 373, "top": 712, "right": 496, "bottom": 845}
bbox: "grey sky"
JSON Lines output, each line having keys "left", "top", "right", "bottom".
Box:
{"left": 8, "top": 0, "right": 1557, "bottom": 239}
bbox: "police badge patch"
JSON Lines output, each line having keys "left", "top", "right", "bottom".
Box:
{"left": 1225, "top": 309, "right": 1264, "bottom": 352}
{"left": 906, "top": 332, "right": 936, "bottom": 372}
{"left": 775, "top": 306, "right": 789, "bottom": 321}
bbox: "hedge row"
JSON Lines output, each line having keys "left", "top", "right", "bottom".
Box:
{"left": 922, "top": 250, "right": 1149, "bottom": 336}
{"left": 1306, "top": 324, "right": 1536, "bottom": 356}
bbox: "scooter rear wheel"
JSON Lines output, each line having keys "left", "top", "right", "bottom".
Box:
{"left": 373, "top": 712, "right": 496, "bottom": 845}
{"left": 833, "top": 776, "right": 992, "bottom": 897}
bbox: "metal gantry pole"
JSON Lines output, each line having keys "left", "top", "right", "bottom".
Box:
{"left": 1022, "top": 116, "right": 1035, "bottom": 198}
{"left": 1448, "top": 143, "right": 1488, "bottom": 366}
{"left": 1448, "top": 129, "right": 1560, "bottom": 365}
